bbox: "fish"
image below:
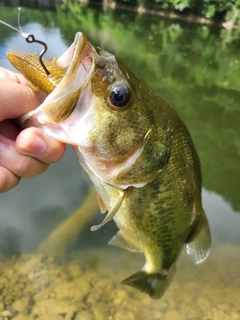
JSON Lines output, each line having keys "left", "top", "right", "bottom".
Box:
{"left": 6, "top": 32, "right": 211, "bottom": 299}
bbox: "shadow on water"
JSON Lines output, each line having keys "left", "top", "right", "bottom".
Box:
{"left": 0, "top": 4, "right": 240, "bottom": 319}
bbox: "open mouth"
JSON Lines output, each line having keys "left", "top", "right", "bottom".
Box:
{"left": 17, "top": 32, "right": 95, "bottom": 142}
{"left": 53, "top": 32, "right": 94, "bottom": 109}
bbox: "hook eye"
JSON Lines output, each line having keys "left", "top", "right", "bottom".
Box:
{"left": 26, "top": 34, "right": 50, "bottom": 76}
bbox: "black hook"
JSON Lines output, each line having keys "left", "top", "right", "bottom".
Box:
{"left": 26, "top": 34, "right": 50, "bottom": 76}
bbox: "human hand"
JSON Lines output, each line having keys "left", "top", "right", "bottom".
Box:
{"left": 0, "top": 67, "right": 66, "bottom": 192}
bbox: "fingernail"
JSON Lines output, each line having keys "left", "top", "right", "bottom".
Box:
{"left": 0, "top": 140, "right": 5, "bottom": 156}
{"left": 19, "top": 133, "right": 47, "bottom": 155}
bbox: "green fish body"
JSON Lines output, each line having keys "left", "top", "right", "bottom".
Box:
{"left": 7, "top": 32, "right": 211, "bottom": 299}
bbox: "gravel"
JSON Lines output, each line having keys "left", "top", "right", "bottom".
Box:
{"left": 0, "top": 244, "right": 239, "bottom": 320}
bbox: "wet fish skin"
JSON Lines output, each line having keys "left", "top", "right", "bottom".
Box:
{"left": 6, "top": 32, "right": 211, "bottom": 299}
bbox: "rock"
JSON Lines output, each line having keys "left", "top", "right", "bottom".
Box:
{"left": 164, "top": 310, "right": 184, "bottom": 320}
{"left": 12, "top": 316, "right": 31, "bottom": 320}
{"left": 12, "top": 297, "right": 31, "bottom": 314}
{"left": 31, "top": 299, "right": 76, "bottom": 316}
{"left": 37, "top": 316, "right": 64, "bottom": 320}
{"left": 114, "top": 311, "right": 134, "bottom": 320}
{"left": 197, "top": 297, "right": 211, "bottom": 312}
{"left": 0, "top": 303, "right": 4, "bottom": 313}
{"left": 113, "top": 290, "right": 127, "bottom": 305}
{"left": 74, "top": 310, "right": 93, "bottom": 320}
{"left": 1, "top": 310, "right": 12, "bottom": 318}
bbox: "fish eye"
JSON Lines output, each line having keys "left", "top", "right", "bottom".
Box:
{"left": 108, "top": 84, "right": 131, "bottom": 110}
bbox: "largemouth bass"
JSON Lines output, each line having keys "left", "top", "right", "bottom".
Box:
{"left": 7, "top": 32, "right": 211, "bottom": 299}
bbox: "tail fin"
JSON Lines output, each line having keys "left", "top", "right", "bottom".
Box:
{"left": 121, "top": 270, "right": 169, "bottom": 299}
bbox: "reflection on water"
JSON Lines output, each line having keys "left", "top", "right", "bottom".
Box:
{"left": 0, "top": 4, "right": 240, "bottom": 319}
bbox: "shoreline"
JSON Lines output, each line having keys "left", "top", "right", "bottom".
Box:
{"left": 65, "top": 0, "right": 240, "bottom": 30}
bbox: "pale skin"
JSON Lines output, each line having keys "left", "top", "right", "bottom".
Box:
{"left": 0, "top": 67, "right": 66, "bottom": 192}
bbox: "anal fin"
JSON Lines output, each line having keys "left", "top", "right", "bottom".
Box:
{"left": 109, "top": 231, "right": 141, "bottom": 252}
{"left": 186, "top": 209, "right": 211, "bottom": 265}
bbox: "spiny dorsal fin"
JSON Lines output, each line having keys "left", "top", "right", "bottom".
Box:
{"left": 186, "top": 209, "right": 211, "bottom": 265}
{"left": 109, "top": 231, "right": 141, "bottom": 252}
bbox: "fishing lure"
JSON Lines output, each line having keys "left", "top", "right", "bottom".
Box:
{"left": 0, "top": 7, "right": 50, "bottom": 75}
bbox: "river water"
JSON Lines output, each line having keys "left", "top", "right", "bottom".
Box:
{"left": 0, "top": 4, "right": 240, "bottom": 320}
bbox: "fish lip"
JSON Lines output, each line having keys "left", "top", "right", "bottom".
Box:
{"left": 58, "top": 32, "right": 93, "bottom": 79}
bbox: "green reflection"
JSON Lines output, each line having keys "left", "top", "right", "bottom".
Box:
{"left": 1, "top": 4, "right": 240, "bottom": 212}
{"left": 0, "top": 7, "right": 58, "bottom": 44}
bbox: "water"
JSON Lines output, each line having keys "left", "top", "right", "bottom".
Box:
{"left": 0, "top": 4, "right": 240, "bottom": 319}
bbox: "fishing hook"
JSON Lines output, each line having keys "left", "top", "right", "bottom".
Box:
{"left": 0, "top": 7, "right": 51, "bottom": 76}
{"left": 25, "top": 34, "right": 50, "bottom": 76}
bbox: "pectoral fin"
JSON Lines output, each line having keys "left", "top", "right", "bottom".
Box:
{"left": 90, "top": 189, "right": 125, "bottom": 232}
{"left": 185, "top": 210, "right": 211, "bottom": 265}
{"left": 109, "top": 231, "right": 141, "bottom": 252}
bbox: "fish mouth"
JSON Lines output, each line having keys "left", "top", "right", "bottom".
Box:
{"left": 19, "top": 32, "right": 95, "bottom": 143}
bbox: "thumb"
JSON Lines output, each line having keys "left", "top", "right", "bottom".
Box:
{"left": 0, "top": 76, "right": 39, "bottom": 121}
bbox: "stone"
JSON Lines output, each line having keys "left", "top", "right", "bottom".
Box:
{"left": 1, "top": 310, "right": 12, "bottom": 318}
{"left": 74, "top": 310, "right": 93, "bottom": 320}
{"left": 114, "top": 311, "right": 134, "bottom": 320}
{"left": 12, "top": 297, "right": 31, "bottom": 314}
{"left": 164, "top": 310, "right": 184, "bottom": 320}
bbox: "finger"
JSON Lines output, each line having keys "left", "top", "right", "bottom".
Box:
{"left": 0, "top": 67, "right": 29, "bottom": 85}
{"left": 0, "top": 78, "right": 40, "bottom": 121}
{"left": 16, "top": 128, "right": 66, "bottom": 163}
{"left": 0, "top": 67, "right": 47, "bottom": 105}
{"left": 0, "top": 167, "right": 20, "bottom": 193}
{"left": 0, "top": 136, "right": 49, "bottom": 179}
